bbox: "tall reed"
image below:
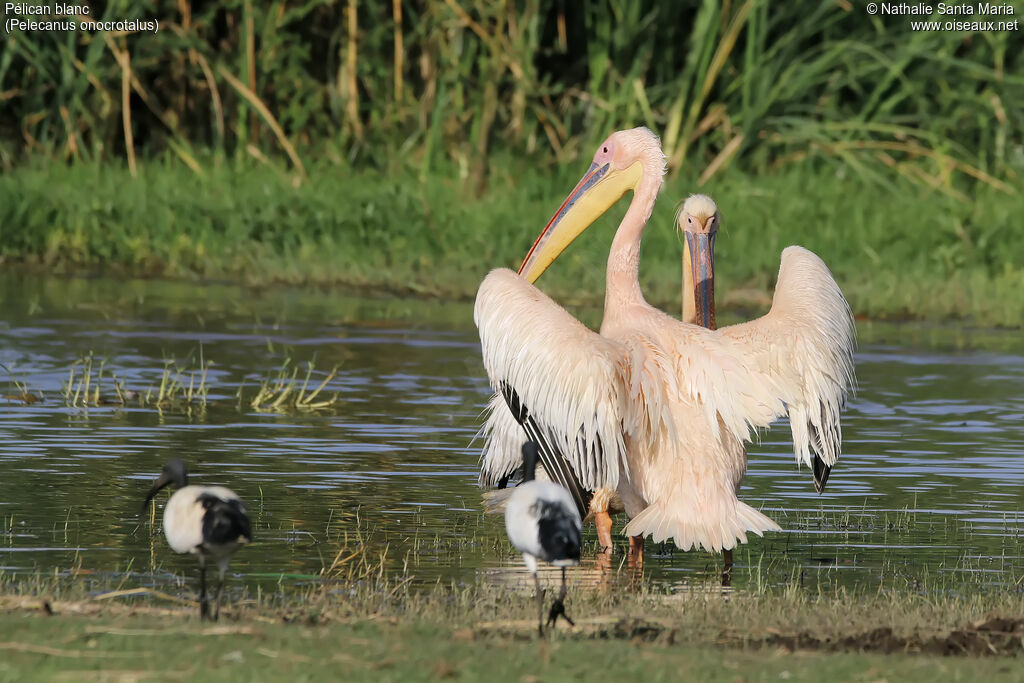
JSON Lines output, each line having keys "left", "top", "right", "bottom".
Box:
{"left": 0, "top": 1, "right": 1019, "bottom": 193}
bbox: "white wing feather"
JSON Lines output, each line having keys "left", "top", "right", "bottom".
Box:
{"left": 717, "top": 246, "right": 856, "bottom": 469}
{"left": 477, "top": 393, "right": 528, "bottom": 487}
{"left": 476, "top": 247, "right": 853, "bottom": 496}
{"left": 474, "top": 268, "right": 635, "bottom": 491}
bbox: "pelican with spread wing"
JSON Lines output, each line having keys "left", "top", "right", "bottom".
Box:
{"left": 476, "top": 127, "right": 855, "bottom": 558}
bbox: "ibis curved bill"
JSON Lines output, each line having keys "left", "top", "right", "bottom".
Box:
{"left": 476, "top": 128, "right": 856, "bottom": 555}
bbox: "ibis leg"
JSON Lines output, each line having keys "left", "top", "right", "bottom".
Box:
{"left": 212, "top": 569, "right": 225, "bottom": 621}
{"left": 722, "top": 548, "right": 733, "bottom": 587}
{"left": 198, "top": 563, "right": 209, "bottom": 620}
{"left": 595, "top": 510, "right": 613, "bottom": 554}
{"left": 533, "top": 572, "right": 545, "bottom": 637}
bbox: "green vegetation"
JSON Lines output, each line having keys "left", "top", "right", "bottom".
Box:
{"left": 1, "top": 161, "right": 1022, "bottom": 326}
{"left": 61, "top": 351, "right": 213, "bottom": 409}
{"left": 2, "top": 2, "right": 1021, "bottom": 325}
{"left": 1, "top": 610, "right": 1022, "bottom": 682}
{"left": 2, "top": 1, "right": 1020, "bottom": 188}
{"left": 247, "top": 358, "right": 339, "bottom": 412}
{"left": 2, "top": 573, "right": 1024, "bottom": 681}
{"left": 51, "top": 350, "right": 339, "bottom": 413}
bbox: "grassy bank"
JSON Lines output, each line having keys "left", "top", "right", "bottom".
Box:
{"left": 2, "top": 576, "right": 1023, "bottom": 681}
{"left": 2, "top": 160, "right": 1022, "bottom": 327}
{"left": 2, "top": 610, "right": 1021, "bottom": 681}
{"left": 5, "top": 1, "right": 1021, "bottom": 332}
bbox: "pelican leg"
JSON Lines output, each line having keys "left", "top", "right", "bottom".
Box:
{"left": 198, "top": 562, "right": 210, "bottom": 620}
{"left": 628, "top": 534, "right": 644, "bottom": 570}
{"left": 722, "top": 548, "right": 733, "bottom": 587}
{"left": 546, "top": 566, "right": 575, "bottom": 630}
{"left": 533, "top": 571, "right": 545, "bottom": 637}
{"left": 595, "top": 510, "right": 614, "bottom": 554}
{"left": 595, "top": 549, "right": 612, "bottom": 577}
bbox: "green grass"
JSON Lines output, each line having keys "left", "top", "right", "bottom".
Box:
{"left": 2, "top": 577, "right": 1024, "bottom": 681}
{"left": 3, "top": 1, "right": 1021, "bottom": 335}
{"left": 1, "top": 613, "right": 1021, "bottom": 682}
{"left": 4, "top": 0, "right": 1022, "bottom": 326}
{"left": 1, "top": 159, "right": 1022, "bottom": 327}
{"left": 2, "top": 1, "right": 1020, "bottom": 196}
{"left": 48, "top": 349, "right": 339, "bottom": 414}
{"left": 3, "top": 509, "right": 1023, "bottom": 679}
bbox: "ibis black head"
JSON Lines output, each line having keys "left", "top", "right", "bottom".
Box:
{"left": 142, "top": 459, "right": 189, "bottom": 512}
{"left": 521, "top": 442, "right": 539, "bottom": 483}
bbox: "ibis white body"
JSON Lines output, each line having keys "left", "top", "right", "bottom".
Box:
{"left": 162, "top": 485, "right": 250, "bottom": 573}
{"left": 505, "top": 480, "right": 582, "bottom": 574}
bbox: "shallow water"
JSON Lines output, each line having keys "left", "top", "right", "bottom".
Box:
{"left": 1, "top": 274, "right": 1022, "bottom": 595}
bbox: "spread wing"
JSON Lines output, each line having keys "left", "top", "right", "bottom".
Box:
{"left": 717, "top": 246, "right": 856, "bottom": 492}
{"left": 475, "top": 268, "right": 668, "bottom": 513}
{"left": 477, "top": 392, "right": 528, "bottom": 489}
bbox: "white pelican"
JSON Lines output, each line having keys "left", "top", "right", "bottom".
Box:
{"left": 143, "top": 459, "right": 252, "bottom": 620}
{"left": 479, "top": 197, "right": 720, "bottom": 555}
{"left": 480, "top": 194, "right": 732, "bottom": 560}
{"left": 476, "top": 127, "right": 855, "bottom": 561}
{"left": 505, "top": 442, "right": 582, "bottom": 635}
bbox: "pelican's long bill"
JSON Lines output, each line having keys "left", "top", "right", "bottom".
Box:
{"left": 518, "top": 160, "right": 643, "bottom": 283}
{"left": 683, "top": 231, "right": 716, "bottom": 330}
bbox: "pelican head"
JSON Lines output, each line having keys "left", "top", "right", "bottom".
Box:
{"left": 677, "top": 194, "right": 719, "bottom": 329}
{"left": 518, "top": 127, "right": 665, "bottom": 283}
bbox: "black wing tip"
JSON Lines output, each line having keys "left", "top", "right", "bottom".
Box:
{"left": 812, "top": 456, "right": 832, "bottom": 494}
{"left": 496, "top": 383, "right": 592, "bottom": 519}
{"left": 531, "top": 431, "right": 591, "bottom": 520}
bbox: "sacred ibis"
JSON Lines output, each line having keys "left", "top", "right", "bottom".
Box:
{"left": 505, "top": 441, "right": 582, "bottom": 635}
{"left": 142, "top": 459, "right": 252, "bottom": 620}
